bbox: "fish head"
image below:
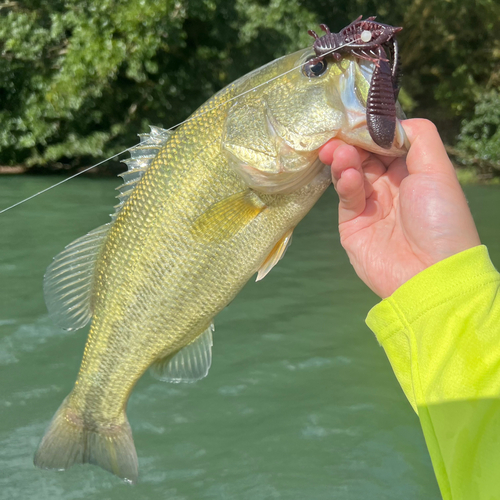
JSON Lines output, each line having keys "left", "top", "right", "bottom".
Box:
{"left": 222, "top": 48, "right": 408, "bottom": 194}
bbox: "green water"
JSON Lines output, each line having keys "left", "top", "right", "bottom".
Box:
{"left": 1, "top": 176, "right": 499, "bottom": 500}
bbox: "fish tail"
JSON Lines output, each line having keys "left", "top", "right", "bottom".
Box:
{"left": 34, "top": 396, "right": 138, "bottom": 484}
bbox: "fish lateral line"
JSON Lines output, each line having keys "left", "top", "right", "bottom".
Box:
{"left": 0, "top": 42, "right": 358, "bottom": 217}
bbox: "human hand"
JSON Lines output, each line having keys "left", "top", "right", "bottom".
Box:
{"left": 319, "top": 119, "right": 481, "bottom": 298}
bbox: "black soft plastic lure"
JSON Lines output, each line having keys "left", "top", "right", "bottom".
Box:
{"left": 308, "top": 16, "right": 402, "bottom": 149}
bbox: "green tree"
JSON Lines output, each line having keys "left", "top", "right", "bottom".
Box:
{"left": 0, "top": 0, "right": 315, "bottom": 170}
{"left": 455, "top": 90, "right": 500, "bottom": 175}
{"left": 0, "top": 0, "right": 499, "bottom": 173}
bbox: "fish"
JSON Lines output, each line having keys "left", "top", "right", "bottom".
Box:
{"left": 33, "top": 47, "right": 409, "bottom": 484}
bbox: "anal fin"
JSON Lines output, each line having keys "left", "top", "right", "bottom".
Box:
{"left": 256, "top": 228, "right": 293, "bottom": 281}
{"left": 150, "top": 324, "right": 214, "bottom": 383}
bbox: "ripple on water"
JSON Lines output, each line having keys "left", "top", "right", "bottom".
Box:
{"left": 11, "top": 385, "right": 60, "bottom": 402}
{"left": 261, "top": 333, "right": 285, "bottom": 341}
{"left": 301, "top": 414, "right": 358, "bottom": 439}
{"left": 0, "top": 264, "right": 16, "bottom": 272}
{"left": 0, "top": 423, "right": 117, "bottom": 500}
{"left": 0, "top": 319, "right": 17, "bottom": 326}
{"left": 282, "top": 355, "right": 351, "bottom": 371}
{"left": 218, "top": 385, "right": 247, "bottom": 396}
{"left": 0, "top": 316, "right": 68, "bottom": 365}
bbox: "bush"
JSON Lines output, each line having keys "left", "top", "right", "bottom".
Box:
{"left": 456, "top": 90, "right": 500, "bottom": 177}
{"left": 1, "top": 0, "right": 499, "bottom": 173}
{"left": 0, "top": 0, "right": 316, "bottom": 170}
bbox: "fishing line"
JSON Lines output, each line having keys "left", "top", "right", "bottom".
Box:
{"left": 0, "top": 152, "right": 131, "bottom": 215}
{"left": 0, "top": 42, "right": 356, "bottom": 215}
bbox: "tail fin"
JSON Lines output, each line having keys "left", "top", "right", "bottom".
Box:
{"left": 34, "top": 397, "right": 138, "bottom": 484}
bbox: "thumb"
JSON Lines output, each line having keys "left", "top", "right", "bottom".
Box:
{"left": 402, "top": 119, "right": 456, "bottom": 177}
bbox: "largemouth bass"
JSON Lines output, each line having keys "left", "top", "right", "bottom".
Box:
{"left": 34, "top": 48, "right": 408, "bottom": 483}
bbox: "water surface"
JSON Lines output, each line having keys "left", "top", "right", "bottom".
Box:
{"left": 1, "top": 176, "right": 499, "bottom": 499}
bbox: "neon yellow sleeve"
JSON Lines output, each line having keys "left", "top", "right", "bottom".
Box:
{"left": 366, "top": 245, "right": 500, "bottom": 499}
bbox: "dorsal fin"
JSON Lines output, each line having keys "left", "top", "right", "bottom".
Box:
{"left": 44, "top": 224, "right": 111, "bottom": 331}
{"left": 44, "top": 126, "right": 171, "bottom": 331}
{"left": 112, "top": 126, "right": 172, "bottom": 220}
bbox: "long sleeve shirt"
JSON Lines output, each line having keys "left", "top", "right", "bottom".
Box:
{"left": 365, "top": 245, "right": 500, "bottom": 499}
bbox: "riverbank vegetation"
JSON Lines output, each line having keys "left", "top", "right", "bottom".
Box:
{"left": 1, "top": 0, "right": 499, "bottom": 178}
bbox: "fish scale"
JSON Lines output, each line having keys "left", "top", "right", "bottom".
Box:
{"left": 34, "top": 48, "right": 408, "bottom": 483}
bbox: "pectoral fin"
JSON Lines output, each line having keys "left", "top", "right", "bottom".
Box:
{"left": 150, "top": 324, "right": 214, "bottom": 383}
{"left": 256, "top": 228, "right": 293, "bottom": 281}
{"left": 192, "top": 190, "right": 266, "bottom": 241}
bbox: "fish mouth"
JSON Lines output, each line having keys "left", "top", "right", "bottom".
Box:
{"left": 221, "top": 53, "right": 408, "bottom": 195}
{"left": 335, "top": 58, "right": 409, "bottom": 155}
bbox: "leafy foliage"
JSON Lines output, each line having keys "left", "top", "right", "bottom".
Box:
{"left": 0, "top": 0, "right": 499, "bottom": 172}
{"left": 456, "top": 90, "right": 500, "bottom": 175}
{"left": 398, "top": 0, "right": 500, "bottom": 142}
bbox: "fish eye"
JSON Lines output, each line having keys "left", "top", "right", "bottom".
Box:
{"left": 302, "top": 58, "right": 328, "bottom": 78}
